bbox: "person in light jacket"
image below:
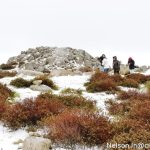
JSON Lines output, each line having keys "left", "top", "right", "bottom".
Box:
{"left": 102, "top": 56, "right": 110, "bottom": 73}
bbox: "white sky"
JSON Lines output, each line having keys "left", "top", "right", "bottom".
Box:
{"left": 0, "top": 0, "right": 150, "bottom": 66}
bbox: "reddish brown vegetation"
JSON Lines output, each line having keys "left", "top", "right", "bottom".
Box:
{"left": 0, "top": 71, "right": 17, "bottom": 79}
{"left": 42, "top": 109, "right": 113, "bottom": 146}
{"left": 2, "top": 98, "right": 66, "bottom": 129}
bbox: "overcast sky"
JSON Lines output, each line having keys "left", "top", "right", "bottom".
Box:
{"left": 0, "top": 0, "right": 150, "bottom": 66}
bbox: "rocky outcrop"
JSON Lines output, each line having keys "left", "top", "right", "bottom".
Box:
{"left": 8, "top": 47, "right": 100, "bottom": 72}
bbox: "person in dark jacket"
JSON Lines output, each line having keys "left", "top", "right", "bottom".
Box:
{"left": 113, "top": 56, "right": 120, "bottom": 74}
{"left": 128, "top": 57, "right": 135, "bottom": 73}
{"left": 98, "top": 54, "right": 106, "bottom": 65}
{"left": 97, "top": 54, "right": 106, "bottom": 71}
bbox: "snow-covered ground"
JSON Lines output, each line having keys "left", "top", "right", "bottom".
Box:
{"left": 1, "top": 69, "right": 150, "bottom": 150}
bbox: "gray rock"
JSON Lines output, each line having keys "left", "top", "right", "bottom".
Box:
{"left": 22, "top": 136, "right": 52, "bottom": 150}
{"left": 33, "top": 80, "right": 42, "bottom": 85}
{"left": 7, "top": 46, "right": 100, "bottom": 73}
{"left": 30, "top": 84, "right": 51, "bottom": 92}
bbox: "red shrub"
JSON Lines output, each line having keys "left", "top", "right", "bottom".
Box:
{"left": 90, "top": 71, "right": 109, "bottom": 83}
{"left": 119, "top": 79, "right": 139, "bottom": 88}
{"left": 42, "top": 109, "right": 113, "bottom": 146}
{"left": 110, "top": 74, "right": 124, "bottom": 84}
{"left": 126, "top": 73, "right": 148, "bottom": 84}
{"left": 87, "top": 79, "right": 119, "bottom": 92}
{"left": 0, "top": 71, "right": 17, "bottom": 79}
{"left": 2, "top": 98, "right": 66, "bottom": 129}
{"left": 118, "top": 90, "right": 150, "bottom": 101}
{"left": 0, "top": 83, "right": 14, "bottom": 102}
{"left": 129, "top": 100, "right": 150, "bottom": 123}
{"left": 112, "top": 119, "right": 149, "bottom": 135}
{"left": 37, "top": 93, "right": 96, "bottom": 110}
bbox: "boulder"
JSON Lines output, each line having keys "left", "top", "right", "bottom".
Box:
{"left": 22, "top": 136, "right": 52, "bottom": 150}
{"left": 30, "top": 85, "right": 51, "bottom": 92}
{"left": 33, "top": 80, "right": 42, "bottom": 85}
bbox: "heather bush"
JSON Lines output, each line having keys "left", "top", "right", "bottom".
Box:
{"left": 89, "top": 71, "right": 109, "bottom": 83}
{"left": 129, "top": 100, "right": 150, "bottom": 123}
{"left": 61, "top": 88, "right": 82, "bottom": 95}
{"left": 110, "top": 74, "right": 124, "bottom": 84}
{"left": 119, "top": 79, "right": 139, "bottom": 88}
{"left": 86, "top": 79, "right": 119, "bottom": 92}
{"left": 35, "top": 75, "right": 58, "bottom": 90}
{"left": 10, "top": 78, "right": 33, "bottom": 88}
{"left": 112, "top": 119, "right": 149, "bottom": 135}
{"left": 118, "top": 90, "right": 150, "bottom": 101}
{"left": 2, "top": 98, "right": 66, "bottom": 129}
{"left": 38, "top": 93, "right": 96, "bottom": 110}
{"left": 109, "top": 130, "right": 150, "bottom": 150}
{"left": 126, "top": 73, "right": 148, "bottom": 84}
{"left": 42, "top": 109, "right": 113, "bottom": 147}
{"left": 0, "top": 71, "right": 17, "bottom": 79}
{"left": 145, "top": 81, "right": 150, "bottom": 93}
{"left": 0, "top": 83, "right": 14, "bottom": 102}
{"left": 106, "top": 100, "right": 131, "bottom": 116}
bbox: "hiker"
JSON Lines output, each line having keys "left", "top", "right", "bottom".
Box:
{"left": 102, "top": 55, "right": 110, "bottom": 73}
{"left": 97, "top": 54, "right": 106, "bottom": 71}
{"left": 113, "top": 56, "right": 120, "bottom": 74}
{"left": 128, "top": 57, "right": 135, "bottom": 73}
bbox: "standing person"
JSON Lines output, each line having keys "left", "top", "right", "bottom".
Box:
{"left": 113, "top": 56, "right": 120, "bottom": 74}
{"left": 128, "top": 57, "right": 135, "bottom": 73}
{"left": 102, "top": 56, "right": 110, "bottom": 73}
{"left": 97, "top": 54, "right": 106, "bottom": 71}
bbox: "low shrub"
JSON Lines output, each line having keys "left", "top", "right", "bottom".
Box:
{"left": 42, "top": 109, "right": 113, "bottom": 147}
{"left": 86, "top": 79, "right": 119, "bottom": 92}
{"left": 0, "top": 71, "right": 17, "bottom": 79}
{"left": 89, "top": 71, "right": 109, "bottom": 83}
{"left": 145, "top": 81, "right": 150, "bottom": 93}
{"left": 110, "top": 74, "right": 124, "bottom": 84}
{"left": 126, "top": 73, "right": 148, "bottom": 84}
{"left": 61, "top": 88, "right": 82, "bottom": 95}
{"left": 35, "top": 75, "right": 58, "bottom": 90}
{"left": 119, "top": 79, "right": 139, "bottom": 88}
{"left": 0, "top": 63, "right": 16, "bottom": 70}
{"left": 0, "top": 83, "right": 14, "bottom": 102}
{"left": 2, "top": 98, "right": 66, "bottom": 129}
{"left": 0, "top": 102, "right": 7, "bottom": 119}
{"left": 112, "top": 119, "right": 149, "bottom": 135}
{"left": 106, "top": 100, "right": 131, "bottom": 116}
{"left": 118, "top": 90, "right": 150, "bottom": 101}
{"left": 10, "top": 78, "right": 33, "bottom": 88}
{"left": 109, "top": 130, "right": 150, "bottom": 150}
{"left": 129, "top": 100, "right": 150, "bottom": 123}
{"left": 38, "top": 93, "right": 96, "bottom": 110}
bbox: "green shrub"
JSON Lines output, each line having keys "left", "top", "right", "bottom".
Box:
{"left": 0, "top": 63, "right": 16, "bottom": 70}
{"left": 145, "top": 81, "right": 150, "bottom": 93}
{"left": 10, "top": 78, "right": 33, "bottom": 88}
{"left": 61, "top": 88, "right": 82, "bottom": 95}
{"left": 35, "top": 75, "right": 58, "bottom": 90}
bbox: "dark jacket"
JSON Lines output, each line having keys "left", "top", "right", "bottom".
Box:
{"left": 113, "top": 60, "right": 120, "bottom": 71}
{"left": 128, "top": 59, "right": 135, "bottom": 70}
{"left": 98, "top": 56, "right": 104, "bottom": 66}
